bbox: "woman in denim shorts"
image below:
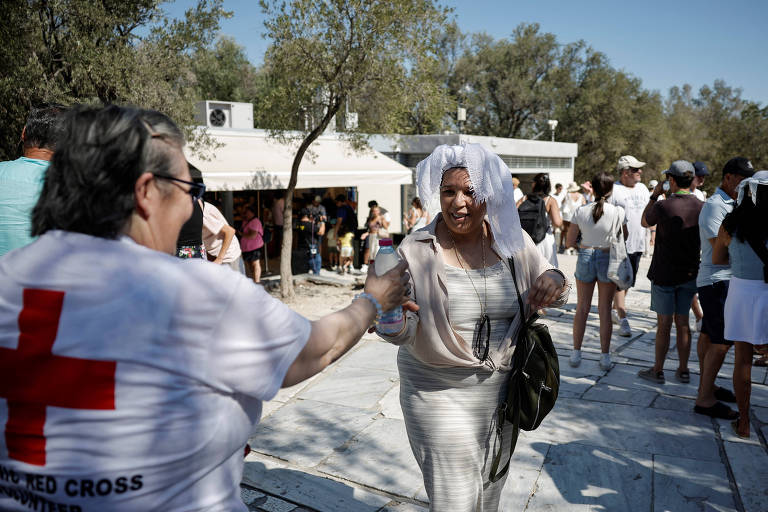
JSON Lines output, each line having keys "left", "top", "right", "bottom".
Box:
{"left": 565, "top": 173, "right": 626, "bottom": 371}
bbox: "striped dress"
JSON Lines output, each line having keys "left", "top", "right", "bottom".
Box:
{"left": 398, "top": 260, "right": 520, "bottom": 511}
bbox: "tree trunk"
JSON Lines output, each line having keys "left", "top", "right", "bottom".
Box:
{"left": 279, "top": 99, "right": 342, "bottom": 299}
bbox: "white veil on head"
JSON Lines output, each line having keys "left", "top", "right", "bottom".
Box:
{"left": 736, "top": 170, "right": 768, "bottom": 205}
{"left": 415, "top": 143, "right": 525, "bottom": 257}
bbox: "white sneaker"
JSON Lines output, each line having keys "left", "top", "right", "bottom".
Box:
{"left": 569, "top": 349, "right": 582, "bottom": 368}
{"left": 360, "top": 264, "right": 368, "bottom": 274}
{"left": 599, "top": 353, "right": 612, "bottom": 371}
{"left": 611, "top": 309, "right": 620, "bottom": 325}
{"left": 618, "top": 318, "right": 632, "bottom": 337}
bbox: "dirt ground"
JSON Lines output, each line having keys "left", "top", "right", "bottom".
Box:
{"left": 268, "top": 281, "right": 359, "bottom": 321}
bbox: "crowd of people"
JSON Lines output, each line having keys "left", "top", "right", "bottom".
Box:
{"left": 0, "top": 104, "right": 765, "bottom": 511}
{"left": 514, "top": 153, "right": 766, "bottom": 440}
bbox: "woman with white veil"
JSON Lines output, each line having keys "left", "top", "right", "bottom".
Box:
{"left": 377, "top": 144, "right": 570, "bottom": 511}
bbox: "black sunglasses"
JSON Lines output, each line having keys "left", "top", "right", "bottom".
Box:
{"left": 472, "top": 313, "right": 491, "bottom": 362}
{"left": 152, "top": 174, "right": 206, "bottom": 201}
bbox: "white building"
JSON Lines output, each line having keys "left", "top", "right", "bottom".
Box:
{"left": 369, "top": 133, "right": 578, "bottom": 195}
{"left": 187, "top": 101, "right": 578, "bottom": 234}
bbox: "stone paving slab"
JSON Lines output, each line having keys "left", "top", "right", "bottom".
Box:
{"left": 722, "top": 441, "right": 768, "bottom": 512}
{"left": 653, "top": 454, "right": 737, "bottom": 512}
{"left": 317, "top": 418, "right": 423, "bottom": 499}
{"left": 296, "top": 365, "right": 398, "bottom": 410}
{"left": 582, "top": 383, "right": 658, "bottom": 407}
{"left": 524, "top": 442, "right": 653, "bottom": 511}
{"left": 525, "top": 398, "right": 722, "bottom": 463}
{"left": 250, "top": 400, "right": 377, "bottom": 467}
{"left": 242, "top": 455, "right": 392, "bottom": 512}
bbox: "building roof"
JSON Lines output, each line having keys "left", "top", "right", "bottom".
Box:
{"left": 186, "top": 128, "right": 413, "bottom": 191}
{"left": 368, "top": 133, "right": 578, "bottom": 159}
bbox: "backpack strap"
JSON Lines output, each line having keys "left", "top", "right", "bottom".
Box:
{"left": 487, "top": 257, "right": 528, "bottom": 483}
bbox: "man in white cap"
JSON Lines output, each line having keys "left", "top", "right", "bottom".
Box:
{"left": 609, "top": 155, "right": 650, "bottom": 337}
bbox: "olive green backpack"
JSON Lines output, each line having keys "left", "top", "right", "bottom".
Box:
{"left": 488, "top": 258, "right": 560, "bottom": 483}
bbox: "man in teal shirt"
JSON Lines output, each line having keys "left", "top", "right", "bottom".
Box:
{"left": 0, "top": 104, "right": 66, "bottom": 256}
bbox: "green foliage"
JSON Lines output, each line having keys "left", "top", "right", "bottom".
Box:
{"left": 441, "top": 23, "right": 765, "bottom": 186}
{"left": 0, "top": 0, "right": 230, "bottom": 160}
{"left": 452, "top": 24, "right": 564, "bottom": 139}
{"left": 192, "top": 36, "right": 266, "bottom": 110}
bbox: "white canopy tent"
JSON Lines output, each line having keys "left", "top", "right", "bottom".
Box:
{"left": 185, "top": 129, "right": 413, "bottom": 191}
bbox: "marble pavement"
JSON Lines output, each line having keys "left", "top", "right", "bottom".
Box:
{"left": 240, "top": 254, "right": 768, "bottom": 512}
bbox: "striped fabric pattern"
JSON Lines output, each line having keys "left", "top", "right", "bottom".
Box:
{"left": 444, "top": 260, "right": 520, "bottom": 369}
{"left": 398, "top": 347, "right": 516, "bottom": 512}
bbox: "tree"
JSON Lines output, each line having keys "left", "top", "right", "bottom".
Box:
{"left": 552, "top": 48, "right": 668, "bottom": 182}
{"left": 0, "top": 0, "right": 230, "bottom": 160}
{"left": 192, "top": 36, "right": 266, "bottom": 109}
{"left": 258, "top": 0, "right": 451, "bottom": 299}
{"left": 451, "top": 24, "right": 565, "bottom": 139}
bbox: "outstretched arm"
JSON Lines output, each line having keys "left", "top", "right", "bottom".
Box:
{"left": 282, "top": 262, "right": 415, "bottom": 387}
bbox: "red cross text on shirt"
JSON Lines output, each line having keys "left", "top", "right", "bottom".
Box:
{"left": 0, "top": 289, "right": 116, "bottom": 466}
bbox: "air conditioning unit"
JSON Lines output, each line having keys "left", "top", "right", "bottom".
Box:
{"left": 194, "top": 101, "right": 254, "bottom": 129}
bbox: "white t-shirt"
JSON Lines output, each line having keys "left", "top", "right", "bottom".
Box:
{"left": 693, "top": 188, "right": 707, "bottom": 202}
{"left": 202, "top": 201, "right": 242, "bottom": 263}
{"left": 0, "top": 231, "right": 310, "bottom": 511}
{"left": 513, "top": 187, "right": 524, "bottom": 203}
{"left": 572, "top": 203, "right": 625, "bottom": 248}
{"left": 609, "top": 182, "right": 650, "bottom": 254}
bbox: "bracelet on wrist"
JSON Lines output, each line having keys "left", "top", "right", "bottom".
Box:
{"left": 354, "top": 292, "right": 383, "bottom": 324}
{"left": 546, "top": 268, "right": 567, "bottom": 287}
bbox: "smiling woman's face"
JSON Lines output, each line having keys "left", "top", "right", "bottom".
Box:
{"left": 440, "top": 167, "right": 486, "bottom": 236}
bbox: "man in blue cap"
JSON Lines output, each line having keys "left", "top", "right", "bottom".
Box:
{"left": 692, "top": 161, "right": 709, "bottom": 202}
{"left": 638, "top": 160, "right": 704, "bottom": 384}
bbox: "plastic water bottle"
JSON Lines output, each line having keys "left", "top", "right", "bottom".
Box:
{"left": 374, "top": 238, "right": 404, "bottom": 335}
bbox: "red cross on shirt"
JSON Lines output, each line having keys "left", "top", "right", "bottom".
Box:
{"left": 0, "top": 289, "right": 116, "bottom": 466}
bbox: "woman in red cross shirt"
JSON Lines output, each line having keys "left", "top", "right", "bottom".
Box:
{"left": 0, "top": 105, "right": 412, "bottom": 512}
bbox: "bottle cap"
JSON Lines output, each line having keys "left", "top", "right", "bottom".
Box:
{"left": 378, "top": 238, "right": 393, "bottom": 246}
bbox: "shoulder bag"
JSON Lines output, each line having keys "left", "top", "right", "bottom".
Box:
{"left": 488, "top": 257, "right": 560, "bottom": 483}
{"left": 607, "top": 207, "right": 634, "bottom": 290}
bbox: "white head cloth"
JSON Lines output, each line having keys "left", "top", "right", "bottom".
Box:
{"left": 415, "top": 143, "right": 525, "bottom": 257}
{"left": 736, "top": 170, "right": 768, "bottom": 205}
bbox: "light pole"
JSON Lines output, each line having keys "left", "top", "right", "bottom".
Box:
{"left": 457, "top": 107, "right": 466, "bottom": 135}
{"left": 547, "top": 119, "right": 558, "bottom": 142}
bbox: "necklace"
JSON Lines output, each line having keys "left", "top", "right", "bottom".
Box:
{"left": 447, "top": 228, "right": 491, "bottom": 362}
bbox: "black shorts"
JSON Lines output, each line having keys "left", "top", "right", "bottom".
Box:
{"left": 698, "top": 280, "right": 731, "bottom": 346}
{"left": 242, "top": 248, "right": 263, "bottom": 262}
{"left": 627, "top": 252, "right": 643, "bottom": 288}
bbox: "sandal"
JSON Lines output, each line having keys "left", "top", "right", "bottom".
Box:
{"left": 714, "top": 386, "right": 737, "bottom": 403}
{"left": 675, "top": 369, "right": 690, "bottom": 384}
{"left": 694, "top": 402, "right": 739, "bottom": 420}
{"left": 731, "top": 420, "right": 750, "bottom": 439}
{"left": 638, "top": 367, "right": 665, "bottom": 384}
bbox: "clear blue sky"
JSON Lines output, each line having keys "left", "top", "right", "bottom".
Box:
{"left": 165, "top": 0, "right": 768, "bottom": 105}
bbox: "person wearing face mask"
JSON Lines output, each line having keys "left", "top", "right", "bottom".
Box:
{"left": 638, "top": 160, "right": 704, "bottom": 385}
{"left": 376, "top": 143, "right": 570, "bottom": 512}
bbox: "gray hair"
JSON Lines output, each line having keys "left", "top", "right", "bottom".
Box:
{"left": 32, "top": 104, "right": 186, "bottom": 238}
